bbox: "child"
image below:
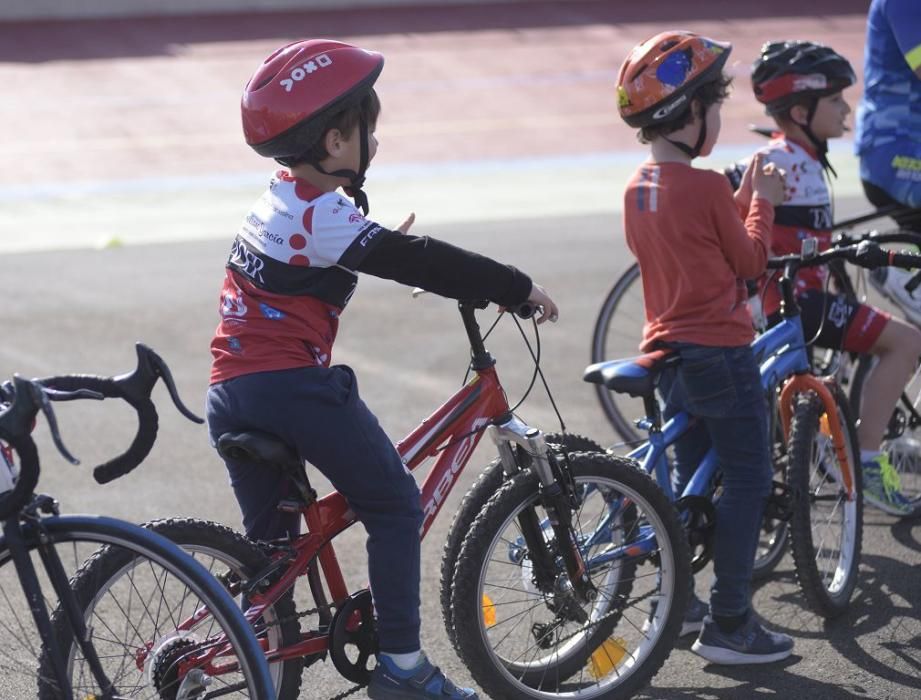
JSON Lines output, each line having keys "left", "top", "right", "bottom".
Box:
{"left": 751, "top": 40, "right": 921, "bottom": 516}
{"left": 617, "top": 30, "right": 792, "bottom": 665}
{"left": 206, "top": 39, "right": 558, "bottom": 699}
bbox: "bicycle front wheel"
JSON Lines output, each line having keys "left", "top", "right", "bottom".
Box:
{"left": 451, "top": 452, "right": 690, "bottom": 700}
{"left": 440, "top": 434, "right": 604, "bottom": 648}
{"left": 25, "top": 515, "right": 274, "bottom": 699}
{"left": 786, "top": 390, "right": 863, "bottom": 618}
{"left": 590, "top": 264, "right": 647, "bottom": 445}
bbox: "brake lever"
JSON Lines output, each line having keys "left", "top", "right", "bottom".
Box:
{"left": 30, "top": 380, "right": 81, "bottom": 466}
{"left": 115, "top": 344, "right": 204, "bottom": 424}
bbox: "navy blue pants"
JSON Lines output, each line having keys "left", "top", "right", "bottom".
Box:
{"left": 206, "top": 366, "right": 424, "bottom": 653}
{"left": 658, "top": 343, "right": 773, "bottom": 618}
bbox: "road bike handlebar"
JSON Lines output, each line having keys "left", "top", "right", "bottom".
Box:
{"left": 0, "top": 343, "right": 203, "bottom": 519}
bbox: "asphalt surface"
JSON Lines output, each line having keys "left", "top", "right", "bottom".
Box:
{"left": 2, "top": 194, "right": 920, "bottom": 699}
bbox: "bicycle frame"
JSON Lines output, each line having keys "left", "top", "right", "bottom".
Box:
{"left": 626, "top": 312, "right": 857, "bottom": 502}
{"left": 164, "top": 303, "right": 654, "bottom": 673}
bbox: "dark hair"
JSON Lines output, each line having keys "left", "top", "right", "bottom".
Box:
{"left": 289, "top": 88, "right": 381, "bottom": 165}
{"left": 638, "top": 73, "right": 732, "bottom": 144}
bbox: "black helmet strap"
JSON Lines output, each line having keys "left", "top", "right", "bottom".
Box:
{"left": 664, "top": 99, "right": 708, "bottom": 159}
{"left": 789, "top": 96, "right": 837, "bottom": 178}
{"left": 295, "top": 115, "right": 372, "bottom": 214}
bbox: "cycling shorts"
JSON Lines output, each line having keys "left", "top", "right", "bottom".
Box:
{"left": 769, "top": 291, "right": 890, "bottom": 354}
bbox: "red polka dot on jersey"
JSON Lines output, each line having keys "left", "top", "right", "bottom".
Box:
{"left": 302, "top": 206, "right": 314, "bottom": 233}
{"left": 289, "top": 254, "right": 310, "bottom": 266}
{"left": 290, "top": 233, "right": 307, "bottom": 250}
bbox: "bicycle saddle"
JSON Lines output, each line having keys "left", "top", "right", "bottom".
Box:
{"left": 217, "top": 430, "right": 302, "bottom": 472}
{"left": 583, "top": 350, "right": 678, "bottom": 399}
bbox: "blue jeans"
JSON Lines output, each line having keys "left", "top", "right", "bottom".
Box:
{"left": 657, "top": 343, "right": 772, "bottom": 618}
{"left": 206, "top": 366, "right": 424, "bottom": 654}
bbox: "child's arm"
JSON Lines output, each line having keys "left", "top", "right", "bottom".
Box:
{"left": 715, "top": 153, "right": 784, "bottom": 279}
{"left": 356, "top": 230, "right": 533, "bottom": 308}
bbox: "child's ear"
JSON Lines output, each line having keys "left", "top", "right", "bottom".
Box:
{"left": 324, "top": 128, "right": 343, "bottom": 156}
{"left": 788, "top": 103, "right": 809, "bottom": 127}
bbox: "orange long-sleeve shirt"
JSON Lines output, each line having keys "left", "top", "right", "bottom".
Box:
{"left": 623, "top": 161, "right": 774, "bottom": 351}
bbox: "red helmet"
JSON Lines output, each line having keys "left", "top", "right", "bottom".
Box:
{"left": 617, "top": 31, "right": 731, "bottom": 129}
{"left": 242, "top": 39, "right": 384, "bottom": 160}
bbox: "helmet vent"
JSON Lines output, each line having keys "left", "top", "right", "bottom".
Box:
{"left": 660, "top": 40, "right": 679, "bottom": 51}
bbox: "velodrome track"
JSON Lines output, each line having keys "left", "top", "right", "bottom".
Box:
{"left": 2, "top": 2, "right": 919, "bottom": 698}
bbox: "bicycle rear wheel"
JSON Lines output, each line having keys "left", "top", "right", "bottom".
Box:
{"left": 22, "top": 515, "right": 274, "bottom": 699}
{"left": 451, "top": 452, "right": 690, "bottom": 699}
{"left": 785, "top": 390, "right": 863, "bottom": 618}
{"left": 590, "top": 264, "right": 647, "bottom": 445}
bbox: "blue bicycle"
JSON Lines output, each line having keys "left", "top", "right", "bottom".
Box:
{"left": 583, "top": 240, "right": 920, "bottom": 618}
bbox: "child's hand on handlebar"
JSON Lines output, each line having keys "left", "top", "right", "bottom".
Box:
{"left": 528, "top": 283, "right": 559, "bottom": 324}
{"left": 751, "top": 153, "right": 786, "bottom": 206}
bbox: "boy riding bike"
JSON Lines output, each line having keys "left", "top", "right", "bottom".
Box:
{"left": 749, "top": 40, "right": 921, "bottom": 516}
{"left": 616, "top": 31, "right": 792, "bottom": 665}
{"left": 857, "top": 0, "right": 921, "bottom": 326}
{"left": 206, "top": 39, "right": 558, "bottom": 700}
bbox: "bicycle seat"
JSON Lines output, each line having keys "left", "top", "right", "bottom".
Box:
{"left": 583, "top": 350, "right": 678, "bottom": 399}
{"left": 217, "top": 430, "right": 302, "bottom": 472}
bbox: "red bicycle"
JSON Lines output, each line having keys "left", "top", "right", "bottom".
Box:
{"left": 58, "top": 300, "right": 692, "bottom": 700}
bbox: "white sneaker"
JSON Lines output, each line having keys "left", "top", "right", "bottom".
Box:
{"left": 870, "top": 267, "right": 921, "bottom": 327}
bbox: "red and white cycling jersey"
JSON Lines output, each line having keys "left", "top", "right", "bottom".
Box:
{"left": 211, "top": 171, "right": 386, "bottom": 383}
{"left": 756, "top": 136, "right": 834, "bottom": 315}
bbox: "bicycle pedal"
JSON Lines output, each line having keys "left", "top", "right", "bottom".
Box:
{"left": 764, "top": 481, "right": 793, "bottom": 521}
{"left": 276, "top": 498, "right": 306, "bottom": 513}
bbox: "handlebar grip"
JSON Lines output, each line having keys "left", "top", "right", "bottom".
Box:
{"left": 38, "top": 375, "right": 160, "bottom": 484}
{"left": 888, "top": 251, "right": 921, "bottom": 271}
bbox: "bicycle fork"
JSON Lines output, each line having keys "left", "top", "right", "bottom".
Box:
{"left": 779, "top": 374, "right": 857, "bottom": 499}
{"left": 489, "top": 418, "right": 595, "bottom": 606}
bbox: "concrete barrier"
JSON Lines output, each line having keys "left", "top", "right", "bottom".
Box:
{"left": 1, "top": 0, "right": 528, "bottom": 22}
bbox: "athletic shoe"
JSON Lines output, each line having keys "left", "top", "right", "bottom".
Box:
{"left": 863, "top": 453, "right": 915, "bottom": 516}
{"left": 691, "top": 615, "right": 794, "bottom": 665}
{"left": 368, "top": 653, "right": 478, "bottom": 700}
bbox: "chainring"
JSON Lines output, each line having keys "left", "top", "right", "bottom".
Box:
{"left": 329, "top": 589, "right": 379, "bottom": 685}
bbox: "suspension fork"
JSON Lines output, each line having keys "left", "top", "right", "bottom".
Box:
{"left": 489, "top": 420, "right": 595, "bottom": 603}
{"left": 779, "top": 374, "right": 856, "bottom": 498}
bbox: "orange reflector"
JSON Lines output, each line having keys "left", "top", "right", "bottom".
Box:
{"left": 482, "top": 594, "right": 496, "bottom": 627}
{"left": 820, "top": 413, "right": 831, "bottom": 436}
{"left": 588, "top": 637, "right": 627, "bottom": 678}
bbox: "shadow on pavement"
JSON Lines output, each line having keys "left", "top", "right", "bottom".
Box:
{"left": 0, "top": 0, "right": 868, "bottom": 63}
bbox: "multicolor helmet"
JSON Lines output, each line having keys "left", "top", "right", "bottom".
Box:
{"left": 617, "top": 31, "right": 732, "bottom": 128}
{"left": 751, "top": 40, "right": 855, "bottom": 115}
{"left": 241, "top": 39, "right": 383, "bottom": 161}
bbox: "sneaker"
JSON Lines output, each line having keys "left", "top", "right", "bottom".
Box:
{"left": 863, "top": 453, "right": 915, "bottom": 516}
{"left": 367, "top": 653, "right": 478, "bottom": 700}
{"left": 643, "top": 593, "right": 708, "bottom": 637}
{"left": 869, "top": 267, "right": 921, "bottom": 327}
{"left": 691, "top": 615, "right": 794, "bottom": 665}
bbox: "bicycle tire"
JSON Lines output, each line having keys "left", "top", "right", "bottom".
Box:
{"left": 590, "top": 264, "right": 647, "bottom": 445}
{"left": 15, "top": 515, "right": 275, "bottom": 699}
{"left": 93, "top": 518, "right": 307, "bottom": 699}
{"left": 451, "top": 451, "right": 690, "bottom": 700}
{"left": 440, "top": 433, "right": 604, "bottom": 647}
{"left": 850, "top": 354, "right": 921, "bottom": 515}
{"left": 786, "top": 389, "right": 863, "bottom": 618}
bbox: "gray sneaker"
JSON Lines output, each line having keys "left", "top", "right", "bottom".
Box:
{"left": 691, "top": 615, "right": 794, "bottom": 665}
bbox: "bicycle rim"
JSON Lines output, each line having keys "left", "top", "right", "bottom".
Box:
{"left": 26, "top": 516, "right": 273, "bottom": 699}
{"left": 591, "top": 264, "right": 647, "bottom": 445}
